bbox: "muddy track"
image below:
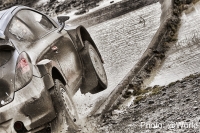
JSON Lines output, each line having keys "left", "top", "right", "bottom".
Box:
{"left": 73, "top": 1, "right": 162, "bottom": 117}
{"left": 92, "top": 0, "right": 196, "bottom": 116}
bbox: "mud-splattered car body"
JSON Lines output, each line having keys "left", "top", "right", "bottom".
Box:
{"left": 0, "top": 6, "right": 107, "bottom": 132}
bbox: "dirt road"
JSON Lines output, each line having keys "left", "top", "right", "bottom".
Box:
{"left": 73, "top": 2, "right": 162, "bottom": 117}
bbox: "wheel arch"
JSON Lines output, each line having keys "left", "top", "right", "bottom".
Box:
{"left": 51, "top": 67, "right": 66, "bottom": 86}
{"left": 66, "top": 25, "right": 104, "bottom": 63}
{"left": 36, "top": 59, "right": 67, "bottom": 86}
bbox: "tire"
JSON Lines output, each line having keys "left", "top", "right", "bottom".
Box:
{"left": 50, "top": 79, "right": 79, "bottom": 133}
{"left": 84, "top": 41, "right": 108, "bottom": 94}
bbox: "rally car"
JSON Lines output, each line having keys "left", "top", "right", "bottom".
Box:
{"left": 0, "top": 5, "right": 107, "bottom": 133}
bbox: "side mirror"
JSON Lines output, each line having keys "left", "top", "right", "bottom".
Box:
{"left": 57, "top": 16, "right": 70, "bottom": 24}
{"left": 57, "top": 16, "right": 70, "bottom": 33}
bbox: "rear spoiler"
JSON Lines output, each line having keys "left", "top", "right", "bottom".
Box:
{"left": 0, "top": 30, "right": 5, "bottom": 40}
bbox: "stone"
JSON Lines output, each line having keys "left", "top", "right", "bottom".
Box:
{"left": 148, "top": 100, "right": 155, "bottom": 104}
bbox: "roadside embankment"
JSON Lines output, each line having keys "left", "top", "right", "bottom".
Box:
{"left": 94, "top": 73, "right": 200, "bottom": 133}
{"left": 92, "top": 0, "right": 195, "bottom": 116}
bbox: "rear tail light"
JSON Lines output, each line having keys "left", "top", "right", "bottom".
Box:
{"left": 15, "top": 52, "right": 33, "bottom": 91}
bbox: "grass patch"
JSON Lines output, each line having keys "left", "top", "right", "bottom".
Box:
{"left": 132, "top": 74, "right": 200, "bottom": 104}
{"left": 182, "top": 74, "right": 200, "bottom": 81}
{"left": 151, "top": 85, "right": 163, "bottom": 96}
{"left": 134, "top": 95, "right": 146, "bottom": 104}
{"left": 167, "top": 81, "right": 176, "bottom": 87}
{"left": 133, "top": 85, "right": 163, "bottom": 104}
{"left": 133, "top": 87, "right": 152, "bottom": 96}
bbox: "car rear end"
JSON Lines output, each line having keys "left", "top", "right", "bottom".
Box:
{"left": 0, "top": 39, "right": 56, "bottom": 132}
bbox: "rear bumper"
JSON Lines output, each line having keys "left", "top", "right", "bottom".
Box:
{"left": 0, "top": 74, "right": 56, "bottom": 133}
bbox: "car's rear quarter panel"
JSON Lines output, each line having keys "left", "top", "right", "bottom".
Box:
{"left": 0, "top": 75, "right": 56, "bottom": 132}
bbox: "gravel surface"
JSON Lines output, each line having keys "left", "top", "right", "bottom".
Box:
{"left": 78, "top": 73, "right": 200, "bottom": 133}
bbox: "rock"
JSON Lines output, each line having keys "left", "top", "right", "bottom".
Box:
{"left": 110, "top": 120, "right": 117, "bottom": 124}
{"left": 169, "top": 99, "right": 173, "bottom": 103}
{"left": 75, "top": 8, "right": 87, "bottom": 15}
{"left": 193, "top": 88, "right": 198, "bottom": 93}
{"left": 118, "top": 97, "right": 126, "bottom": 104}
{"left": 179, "top": 84, "right": 186, "bottom": 88}
{"left": 186, "top": 120, "right": 190, "bottom": 122}
{"left": 162, "top": 88, "right": 166, "bottom": 91}
{"left": 132, "top": 118, "right": 136, "bottom": 121}
{"left": 148, "top": 100, "right": 154, "bottom": 104}
{"left": 193, "top": 107, "right": 198, "bottom": 111}
{"left": 112, "top": 110, "right": 123, "bottom": 115}
{"left": 126, "top": 89, "right": 134, "bottom": 95}
{"left": 185, "top": 98, "right": 191, "bottom": 102}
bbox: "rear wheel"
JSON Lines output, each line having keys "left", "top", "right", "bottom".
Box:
{"left": 84, "top": 41, "right": 108, "bottom": 94}
{"left": 50, "top": 79, "right": 79, "bottom": 133}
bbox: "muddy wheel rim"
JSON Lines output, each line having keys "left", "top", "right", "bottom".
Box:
{"left": 60, "top": 87, "right": 76, "bottom": 122}
{"left": 89, "top": 47, "right": 107, "bottom": 85}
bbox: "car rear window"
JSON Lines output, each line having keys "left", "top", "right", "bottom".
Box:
{"left": 0, "top": 50, "right": 12, "bottom": 67}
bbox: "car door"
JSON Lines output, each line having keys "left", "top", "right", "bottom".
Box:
{"left": 51, "top": 35, "right": 82, "bottom": 91}
{"left": 8, "top": 9, "right": 82, "bottom": 90}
